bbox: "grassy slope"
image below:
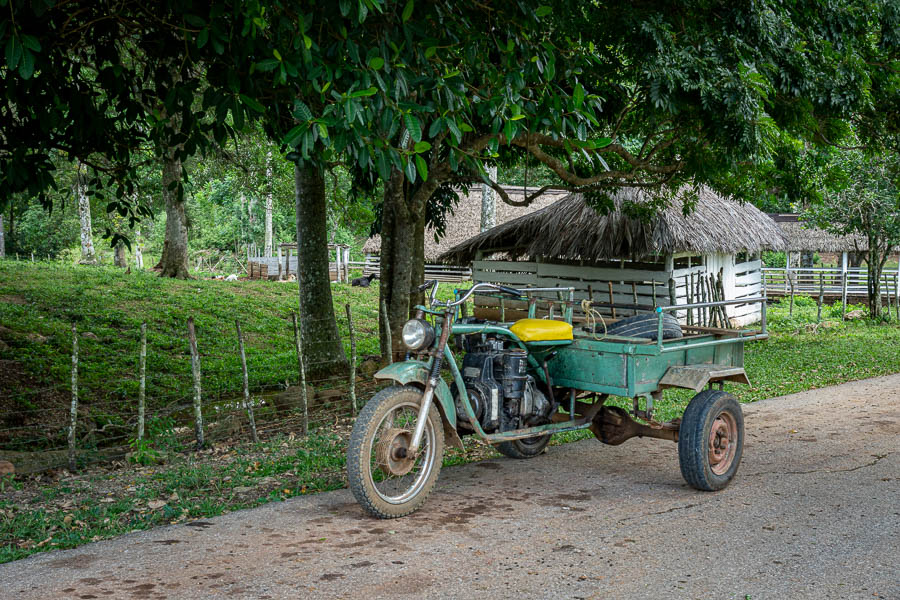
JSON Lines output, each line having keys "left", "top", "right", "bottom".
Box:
{"left": 2, "top": 260, "right": 900, "bottom": 563}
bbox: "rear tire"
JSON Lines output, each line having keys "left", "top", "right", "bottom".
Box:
{"left": 678, "top": 390, "right": 743, "bottom": 491}
{"left": 497, "top": 434, "right": 551, "bottom": 459}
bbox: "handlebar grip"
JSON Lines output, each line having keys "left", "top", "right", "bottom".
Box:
{"left": 418, "top": 279, "right": 438, "bottom": 292}
{"left": 497, "top": 285, "right": 521, "bottom": 296}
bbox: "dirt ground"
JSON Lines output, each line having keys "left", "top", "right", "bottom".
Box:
{"left": 3, "top": 374, "right": 898, "bottom": 600}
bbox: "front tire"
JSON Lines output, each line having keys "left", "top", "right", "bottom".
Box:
{"left": 347, "top": 385, "right": 444, "bottom": 518}
{"left": 678, "top": 390, "right": 744, "bottom": 491}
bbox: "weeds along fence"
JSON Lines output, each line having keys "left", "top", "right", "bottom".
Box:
{"left": 0, "top": 307, "right": 380, "bottom": 476}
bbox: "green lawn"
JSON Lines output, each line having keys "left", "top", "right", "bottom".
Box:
{"left": 1, "top": 260, "right": 899, "bottom": 563}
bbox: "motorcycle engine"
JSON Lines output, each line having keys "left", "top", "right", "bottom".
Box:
{"left": 454, "top": 337, "right": 553, "bottom": 434}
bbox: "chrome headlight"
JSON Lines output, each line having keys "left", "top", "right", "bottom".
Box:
{"left": 401, "top": 318, "right": 435, "bottom": 350}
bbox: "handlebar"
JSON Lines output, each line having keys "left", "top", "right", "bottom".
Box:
{"left": 434, "top": 283, "right": 575, "bottom": 308}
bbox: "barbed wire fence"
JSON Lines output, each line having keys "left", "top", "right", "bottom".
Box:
{"left": 0, "top": 304, "right": 386, "bottom": 478}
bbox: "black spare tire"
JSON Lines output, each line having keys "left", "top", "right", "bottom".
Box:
{"left": 602, "top": 313, "right": 683, "bottom": 341}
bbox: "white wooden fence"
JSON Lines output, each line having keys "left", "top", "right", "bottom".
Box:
{"left": 762, "top": 266, "right": 900, "bottom": 299}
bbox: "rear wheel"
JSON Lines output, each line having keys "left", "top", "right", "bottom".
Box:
{"left": 497, "top": 434, "right": 551, "bottom": 459}
{"left": 678, "top": 390, "right": 743, "bottom": 491}
{"left": 347, "top": 385, "right": 444, "bottom": 518}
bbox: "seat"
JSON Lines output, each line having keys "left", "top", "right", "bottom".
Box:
{"left": 509, "top": 318, "right": 573, "bottom": 342}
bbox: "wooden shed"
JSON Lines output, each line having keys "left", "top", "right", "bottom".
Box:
{"left": 440, "top": 188, "right": 786, "bottom": 326}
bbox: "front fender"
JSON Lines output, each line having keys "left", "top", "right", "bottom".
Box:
{"left": 374, "top": 361, "right": 464, "bottom": 450}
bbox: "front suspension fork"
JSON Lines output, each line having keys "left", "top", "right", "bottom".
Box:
{"left": 409, "top": 311, "right": 452, "bottom": 454}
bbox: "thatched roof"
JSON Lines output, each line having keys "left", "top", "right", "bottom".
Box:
{"left": 769, "top": 214, "right": 869, "bottom": 252}
{"left": 440, "top": 187, "right": 786, "bottom": 264}
{"left": 362, "top": 185, "right": 568, "bottom": 260}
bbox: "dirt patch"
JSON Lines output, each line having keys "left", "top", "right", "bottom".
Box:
{"left": 0, "top": 294, "right": 28, "bottom": 305}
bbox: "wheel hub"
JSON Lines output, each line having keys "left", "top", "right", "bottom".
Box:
{"left": 708, "top": 413, "right": 737, "bottom": 475}
{"left": 376, "top": 428, "right": 415, "bottom": 477}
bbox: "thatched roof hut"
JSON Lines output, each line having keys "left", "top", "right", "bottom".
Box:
{"left": 362, "top": 185, "right": 569, "bottom": 261}
{"left": 440, "top": 187, "right": 786, "bottom": 264}
{"left": 769, "top": 213, "right": 869, "bottom": 252}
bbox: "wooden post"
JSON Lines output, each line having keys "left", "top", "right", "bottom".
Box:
{"left": 667, "top": 277, "right": 677, "bottom": 322}
{"left": 187, "top": 318, "right": 204, "bottom": 449}
{"left": 784, "top": 252, "right": 791, "bottom": 293}
{"left": 841, "top": 271, "right": 848, "bottom": 320}
{"left": 817, "top": 273, "right": 824, "bottom": 322}
{"left": 607, "top": 281, "right": 616, "bottom": 318}
{"left": 650, "top": 282, "right": 657, "bottom": 309}
{"left": 788, "top": 271, "right": 795, "bottom": 317}
{"left": 882, "top": 273, "right": 891, "bottom": 319}
{"left": 895, "top": 273, "right": 899, "bottom": 321}
{"left": 500, "top": 297, "right": 506, "bottom": 322}
{"left": 841, "top": 251, "right": 848, "bottom": 318}
{"left": 138, "top": 322, "right": 147, "bottom": 440}
{"left": 68, "top": 323, "right": 79, "bottom": 471}
{"left": 235, "top": 320, "right": 259, "bottom": 443}
{"left": 685, "top": 274, "right": 693, "bottom": 326}
{"left": 631, "top": 282, "right": 638, "bottom": 315}
{"left": 345, "top": 304, "right": 358, "bottom": 416}
{"left": 381, "top": 298, "right": 393, "bottom": 364}
{"left": 291, "top": 310, "right": 309, "bottom": 435}
{"left": 717, "top": 269, "right": 728, "bottom": 328}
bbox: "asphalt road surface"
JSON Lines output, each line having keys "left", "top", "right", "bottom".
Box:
{"left": 3, "top": 375, "right": 898, "bottom": 600}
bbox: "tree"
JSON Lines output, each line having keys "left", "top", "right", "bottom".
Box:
{"left": 74, "top": 163, "right": 97, "bottom": 265}
{"left": 806, "top": 152, "right": 900, "bottom": 318}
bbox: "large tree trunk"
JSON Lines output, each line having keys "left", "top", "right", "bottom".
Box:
{"left": 114, "top": 242, "right": 127, "bottom": 268}
{"left": 0, "top": 213, "right": 5, "bottom": 258}
{"left": 480, "top": 165, "right": 497, "bottom": 232}
{"left": 75, "top": 164, "right": 97, "bottom": 265}
{"left": 867, "top": 244, "right": 885, "bottom": 318}
{"left": 294, "top": 164, "right": 348, "bottom": 376}
{"left": 379, "top": 171, "right": 414, "bottom": 360}
{"left": 378, "top": 170, "right": 443, "bottom": 361}
{"left": 264, "top": 150, "right": 274, "bottom": 257}
{"left": 158, "top": 155, "right": 190, "bottom": 278}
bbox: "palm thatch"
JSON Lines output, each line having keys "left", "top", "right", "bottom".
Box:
{"left": 362, "top": 185, "right": 568, "bottom": 261}
{"left": 440, "top": 187, "right": 786, "bottom": 264}
{"left": 770, "top": 214, "right": 870, "bottom": 252}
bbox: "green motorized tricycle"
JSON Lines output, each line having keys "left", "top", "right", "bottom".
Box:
{"left": 347, "top": 280, "right": 768, "bottom": 519}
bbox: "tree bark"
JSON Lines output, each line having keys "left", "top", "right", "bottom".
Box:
{"left": 134, "top": 227, "right": 144, "bottom": 269}
{"left": 75, "top": 164, "right": 97, "bottom": 265}
{"left": 480, "top": 165, "right": 497, "bottom": 232}
{"left": 0, "top": 213, "right": 5, "bottom": 258}
{"left": 158, "top": 154, "right": 190, "bottom": 278}
{"left": 264, "top": 150, "right": 274, "bottom": 257}
{"left": 114, "top": 242, "right": 127, "bottom": 268}
{"left": 294, "top": 164, "right": 348, "bottom": 376}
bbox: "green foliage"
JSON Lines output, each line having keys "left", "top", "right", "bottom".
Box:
{"left": 762, "top": 251, "right": 787, "bottom": 268}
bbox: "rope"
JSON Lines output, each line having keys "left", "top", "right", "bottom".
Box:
{"left": 580, "top": 299, "right": 607, "bottom": 340}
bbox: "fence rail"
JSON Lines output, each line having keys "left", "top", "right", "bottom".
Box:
{"left": 762, "top": 266, "right": 900, "bottom": 297}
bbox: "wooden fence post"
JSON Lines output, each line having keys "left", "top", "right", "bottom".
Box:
{"left": 68, "top": 323, "right": 79, "bottom": 471}
{"left": 345, "top": 304, "right": 358, "bottom": 416}
{"left": 684, "top": 274, "right": 692, "bottom": 326}
{"left": 841, "top": 271, "right": 848, "bottom": 320}
{"left": 138, "top": 322, "right": 147, "bottom": 440}
{"left": 187, "top": 317, "right": 204, "bottom": 449}
{"left": 235, "top": 320, "right": 259, "bottom": 443}
{"left": 291, "top": 311, "right": 309, "bottom": 436}
{"left": 607, "top": 281, "right": 616, "bottom": 318}
{"left": 895, "top": 273, "right": 899, "bottom": 321}
{"left": 817, "top": 273, "right": 824, "bottom": 322}
{"left": 788, "top": 271, "right": 795, "bottom": 317}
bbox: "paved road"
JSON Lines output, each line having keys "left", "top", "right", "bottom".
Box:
{"left": 4, "top": 375, "right": 898, "bottom": 600}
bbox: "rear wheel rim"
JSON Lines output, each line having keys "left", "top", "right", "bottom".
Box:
{"left": 708, "top": 411, "right": 737, "bottom": 475}
{"left": 366, "top": 400, "right": 437, "bottom": 504}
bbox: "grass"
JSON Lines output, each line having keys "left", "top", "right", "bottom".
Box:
{"left": 2, "top": 262, "right": 900, "bottom": 563}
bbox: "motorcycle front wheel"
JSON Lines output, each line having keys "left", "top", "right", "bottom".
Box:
{"left": 347, "top": 385, "right": 444, "bottom": 519}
